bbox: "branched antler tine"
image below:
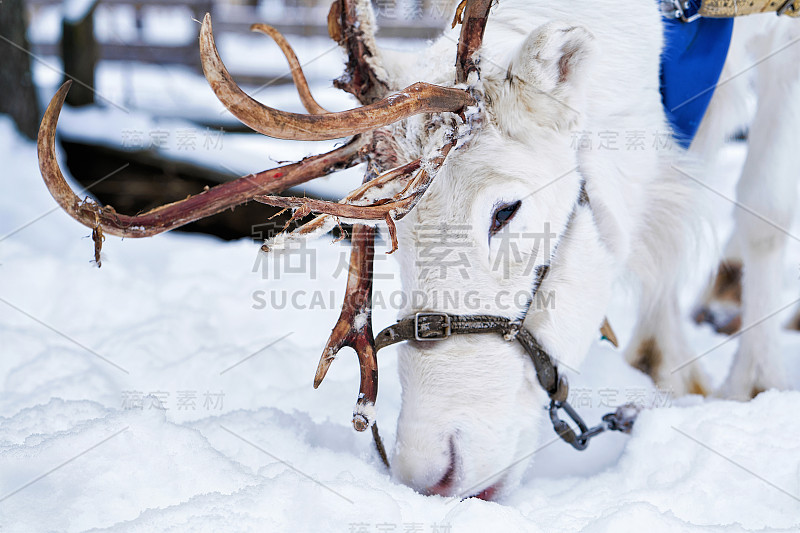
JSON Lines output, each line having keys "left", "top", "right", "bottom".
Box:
{"left": 255, "top": 158, "right": 423, "bottom": 217}
{"left": 200, "top": 14, "right": 474, "bottom": 141}
{"left": 256, "top": 194, "right": 409, "bottom": 220}
{"left": 257, "top": 142, "right": 455, "bottom": 254}
{"left": 257, "top": 139, "right": 455, "bottom": 259}
{"left": 256, "top": 141, "right": 454, "bottom": 223}
{"left": 38, "top": 81, "right": 367, "bottom": 244}
{"left": 328, "top": 0, "right": 389, "bottom": 103}
{"left": 391, "top": 140, "right": 455, "bottom": 219}
{"left": 250, "top": 23, "right": 328, "bottom": 115}
{"left": 343, "top": 158, "right": 423, "bottom": 201}
{"left": 455, "top": 0, "right": 493, "bottom": 84}
{"left": 314, "top": 225, "right": 378, "bottom": 432}
{"left": 260, "top": 158, "right": 422, "bottom": 251}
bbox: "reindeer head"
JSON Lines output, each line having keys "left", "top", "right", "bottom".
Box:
{"left": 38, "top": 0, "right": 614, "bottom": 500}
{"left": 380, "top": 17, "right": 617, "bottom": 498}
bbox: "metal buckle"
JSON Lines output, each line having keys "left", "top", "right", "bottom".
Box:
{"left": 549, "top": 400, "right": 594, "bottom": 451}
{"left": 778, "top": 0, "right": 798, "bottom": 15}
{"left": 670, "top": 0, "right": 702, "bottom": 22}
{"left": 414, "top": 312, "right": 451, "bottom": 341}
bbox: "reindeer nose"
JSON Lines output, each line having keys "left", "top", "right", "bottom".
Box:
{"left": 424, "top": 437, "right": 458, "bottom": 497}
{"left": 393, "top": 432, "right": 459, "bottom": 495}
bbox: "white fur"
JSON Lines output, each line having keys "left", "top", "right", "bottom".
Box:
{"left": 692, "top": 16, "right": 800, "bottom": 398}
{"left": 363, "top": 2, "right": 799, "bottom": 498}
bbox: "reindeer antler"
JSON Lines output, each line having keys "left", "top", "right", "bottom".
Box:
{"left": 200, "top": 15, "right": 473, "bottom": 141}
{"left": 38, "top": 81, "right": 367, "bottom": 246}
{"left": 250, "top": 23, "right": 329, "bottom": 115}
{"left": 300, "top": 0, "right": 393, "bottom": 432}
{"left": 299, "top": 0, "right": 493, "bottom": 432}
{"left": 327, "top": 0, "right": 389, "bottom": 104}
{"left": 36, "top": 0, "right": 494, "bottom": 433}
{"left": 316, "top": 225, "right": 378, "bottom": 432}
{"left": 256, "top": 157, "right": 423, "bottom": 251}
{"left": 455, "top": 0, "right": 493, "bottom": 84}
{"left": 256, "top": 139, "right": 456, "bottom": 253}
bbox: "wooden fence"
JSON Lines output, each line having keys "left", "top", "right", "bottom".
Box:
{"left": 26, "top": 0, "right": 448, "bottom": 83}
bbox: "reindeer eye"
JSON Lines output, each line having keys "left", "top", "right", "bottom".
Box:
{"left": 490, "top": 201, "right": 521, "bottom": 235}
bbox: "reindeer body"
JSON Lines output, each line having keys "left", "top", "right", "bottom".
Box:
{"left": 690, "top": 14, "right": 800, "bottom": 397}
{"left": 373, "top": 0, "right": 686, "bottom": 494}
{"left": 376, "top": 1, "right": 800, "bottom": 496}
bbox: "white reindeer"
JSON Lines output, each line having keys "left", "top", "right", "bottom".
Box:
{"left": 362, "top": 1, "right": 800, "bottom": 497}
{"left": 37, "top": 0, "right": 800, "bottom": 500}
{"left": 690, "top": 14, "right": 800, "bottom": 399}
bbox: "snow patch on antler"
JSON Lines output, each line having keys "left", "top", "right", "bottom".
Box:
{"left": 353, "top": 310, "right": 369, "bottom": 331}
{"left": 353, "top": 398, "right": 377, "bottom": 429}
{"left": 263, "top": 217, "right": 337, "bottom": 251}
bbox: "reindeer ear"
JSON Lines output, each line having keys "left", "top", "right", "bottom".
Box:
{"left": 502, "top": 22, "right": 596, "bottom": 132}
{"left": 514, "top": 22, "right": 596, "bottom": 94}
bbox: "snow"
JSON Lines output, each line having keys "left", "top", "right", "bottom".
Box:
{"left": 4, "top": 107, "right": 800, "bottom": 531}
{"left": 353, "top": 400, "right": 377, "bottom": 430}
{"left": 5, "top": 16, "right": 800, "bottom": 531}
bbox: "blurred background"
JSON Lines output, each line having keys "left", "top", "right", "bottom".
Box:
{"left": 2, "top": 0, "right": 451, "bottom": 240}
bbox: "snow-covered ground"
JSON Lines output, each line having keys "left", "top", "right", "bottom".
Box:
{"left": 4, "top": 18, "right": 800, "bottom": 531}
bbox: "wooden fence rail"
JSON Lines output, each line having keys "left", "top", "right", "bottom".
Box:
{"left": 26, "top": 0, "right": 447, "bottom": 82}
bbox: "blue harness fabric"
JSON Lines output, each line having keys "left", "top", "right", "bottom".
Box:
{"left": 660, "top": 10, "right": 734, "bottom": 148}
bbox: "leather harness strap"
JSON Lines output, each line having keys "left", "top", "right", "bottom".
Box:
{"left": 375, "top": 313, "right": 562, "bottom": 401}
{"left": 371, "top": 307, "right": 640, "bottom": 463}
